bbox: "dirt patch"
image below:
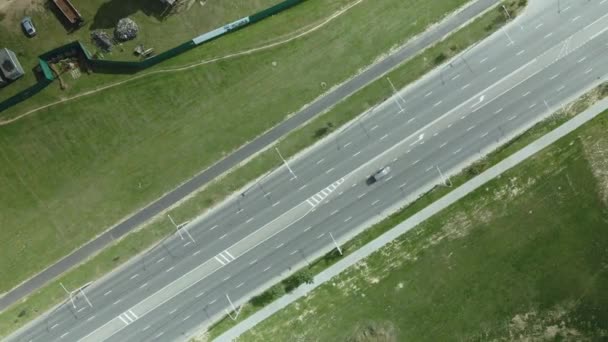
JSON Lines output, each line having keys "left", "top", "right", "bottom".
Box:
{"left": 505, "top": 302, "right": 598, "bottom": 341}
{"left": 581, "top": 134, "right": 608, "bottom": 204}
{"left": 346, "top": 321, "right": 398, "bottom": 342}
{"left": 0, "top": 0, "right": 44, "bottom": 27}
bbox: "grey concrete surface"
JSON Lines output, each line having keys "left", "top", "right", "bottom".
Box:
{"left": 0, "top": 0, "right": 503, "bottom": 312}
{"left": 217, "top": 95, "right": 608, "bottom": 342}
{"left": 6, "top": 0, "right": 608, "bottom": 342}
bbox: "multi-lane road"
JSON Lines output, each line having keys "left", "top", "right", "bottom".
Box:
{"left": 7, "top": 0, "right": 608, "bottom": 341}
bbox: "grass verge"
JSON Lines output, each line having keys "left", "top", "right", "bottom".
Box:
{"left": 238, "top": 96, "right": 608, "bottom": 342}
{"left": 0, "top": 0, "right": 531, "bottom": 338}
{"left": 0, "top": 0, "right": 476, "bottom": 295}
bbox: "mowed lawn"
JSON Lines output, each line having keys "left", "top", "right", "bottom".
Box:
{"left": 0, "top": 0, "right": 471, "bottom": 294}
{"left": 0, "top": 0, "right": 280, "bottom": 101}
{"left": 240, "top": 113, "right": 608, "bottom": 341}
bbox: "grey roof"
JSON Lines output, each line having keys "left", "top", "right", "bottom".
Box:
{"left": 0, "top": 48, "right": 25, "bottom": 81}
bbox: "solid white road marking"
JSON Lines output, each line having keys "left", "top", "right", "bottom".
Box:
{"left": 129, "top": 310, "right": 138, "bottom": 319}
{"left": 225, "top": 250, "right": 235, "bottom": 260}
{"left": 118, "top": 316, "right": 128, "bottom": 325}
{"left": 215, "top": 256, "right": 226, "bottom": 265}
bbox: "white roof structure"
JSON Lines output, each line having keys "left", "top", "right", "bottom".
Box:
{"left": 0, "top": 48, "right": 25, "bottom": 81}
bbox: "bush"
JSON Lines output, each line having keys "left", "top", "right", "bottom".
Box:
{"left": 282, "top": 269, "right": 314, "bottom": 293}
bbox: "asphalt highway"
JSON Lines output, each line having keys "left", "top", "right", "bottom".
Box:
{"left": 7, "top": 0, "right": 608, "bottom": 341}
{"left": 0, "top": 0, "right": 504, "bottom": 312}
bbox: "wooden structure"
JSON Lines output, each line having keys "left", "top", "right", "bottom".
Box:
{"left": 52, "top": 0, "right": 83, "bottom": 26}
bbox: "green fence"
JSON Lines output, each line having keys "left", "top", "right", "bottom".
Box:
{"left": 0, "top": 0, "right": 306, "bottom": 115}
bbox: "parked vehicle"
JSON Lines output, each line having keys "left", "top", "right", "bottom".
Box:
{"left": 367, "top": 166, "right": 391, "bottom": 184}
{"left": 21, "top": 17, "right": 36, "bottom": 37}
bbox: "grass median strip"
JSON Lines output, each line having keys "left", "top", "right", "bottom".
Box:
{"left": 238, "top": 104, "right": 608, "bottom": 342}
{"left": 0, "top": 0, "right": 477, "bottom": 300}
{"left": 0, "top": 0, "right": 521, "bottom": 338}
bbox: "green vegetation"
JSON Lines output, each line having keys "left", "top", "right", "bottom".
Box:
{"left": 0, "top": 0, "right": 280, "bottom": 101}
{"left": 0, "top": 0, "right": 527, "bottom": 338}
{"left": 239, "top": 107, "right": 608, "bottom": 342}
{"left": 0, "top": 0, "right": 475, "bottom": 294}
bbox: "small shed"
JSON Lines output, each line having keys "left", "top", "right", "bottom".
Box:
{"left": 0, "top": 48, "right": 25, "bottom": 82}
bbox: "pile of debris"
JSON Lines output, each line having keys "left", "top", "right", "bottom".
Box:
{"left": 91, "top": 30, "right": 113, "bottom": 51}
{"left": 114, "top": 18, "right": 139, "bottom": 41}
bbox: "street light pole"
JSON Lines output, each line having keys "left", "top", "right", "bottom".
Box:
{"left": 168, "top": 214, "right": 184, "bottom": 240}
{"left": 275, "top": 147, "right": 297, "bottom": 180}
{"left": 60, "top": 283, "right": 76, "bottom": 309}
{"left": 329, "top": 232, "right": 342, "bottom": 256}
{"left": 386, "top": 77, "right": 406, "bottom": 113}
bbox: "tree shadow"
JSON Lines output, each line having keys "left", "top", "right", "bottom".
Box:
{"left": 89, "top": 0, "right": 166, "bottom": 30}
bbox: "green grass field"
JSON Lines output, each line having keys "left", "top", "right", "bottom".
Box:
{"left": 0, "top": 0, "right": 281, "bottom": 101}
{"left": 239, "top": 109, "right": 608, "bottom": 342}
{"left": 0, "top": 0, "right": 474, "bottom": 296}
